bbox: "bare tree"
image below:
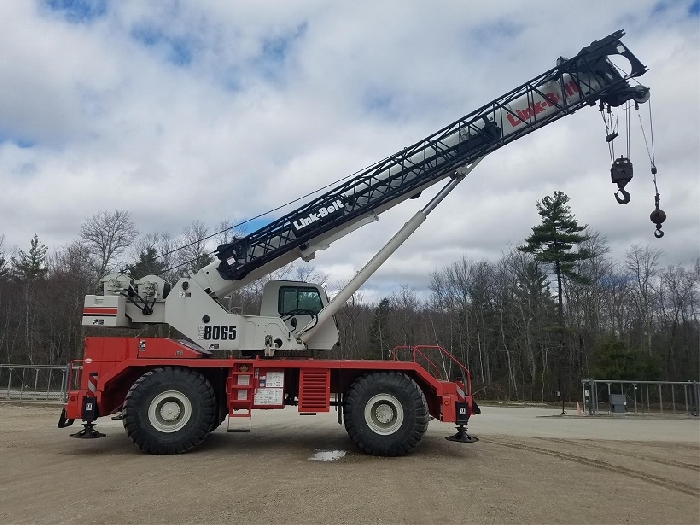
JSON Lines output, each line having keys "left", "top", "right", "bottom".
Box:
{"left": 0, "top": 234, "right": 8, "bottom": 278}
{"left": 656, "top": 261, "right": 700, "bottom": 377}
{"left": 80, "top": 210, "right": 138, "bottom": 281}
{"left": 625, "top": 244, "right": 662, "bottom": 354}
{"left": 290, "top": 264, "right": 328, "bottom": 285}
{"left": 174, "top": 220, "right": 214, "bottom": 276}
{"left": 214, "top": 218, "right": 246, "bottom": 247}
{"left": 335, "top": 289, "right": 368, "bottom": 359}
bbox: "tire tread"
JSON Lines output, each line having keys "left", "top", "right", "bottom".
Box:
{"left": 344, "top": 371, "right": 429, "bottom": 456}
{"left": 123, "top": 367, "right": 216, "bottom": 455}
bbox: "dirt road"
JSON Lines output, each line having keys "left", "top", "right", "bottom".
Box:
{"left": 0, "top": 403, "right": 698, "bottom": 524}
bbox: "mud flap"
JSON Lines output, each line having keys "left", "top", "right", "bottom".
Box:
{"left": 57, "top": 408, "right": 74, "bottom": 428}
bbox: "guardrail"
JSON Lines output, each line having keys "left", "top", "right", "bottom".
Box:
{"left": 0, "top": 364, "right": 72, "bottom": 402}
{"left": 582, "top": 378, "right": 700, "bottom": 415}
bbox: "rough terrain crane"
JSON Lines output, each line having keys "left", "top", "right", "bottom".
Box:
{"left": 59, "top": 30, "right": 651, "bottom": 456}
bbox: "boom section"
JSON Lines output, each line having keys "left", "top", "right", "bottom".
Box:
{"left": 211, "top": 30, "right": 648, "bottom": 288}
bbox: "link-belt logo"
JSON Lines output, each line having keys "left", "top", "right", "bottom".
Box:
{"left": 506, "top": 80, "right": 579, "bottom": 128}
{"left": 292, "top": 198, "right": 344, "bottom": 232}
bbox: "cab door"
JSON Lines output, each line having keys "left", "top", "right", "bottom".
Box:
{"left": 277, "top": 285, "right": 324, "bottom": 333}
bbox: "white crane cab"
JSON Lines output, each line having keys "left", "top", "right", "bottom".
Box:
{"left": 260, "top": 280, "right": 340, "bottom": 352}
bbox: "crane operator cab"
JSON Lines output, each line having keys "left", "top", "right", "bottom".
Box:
{"left": 259, "top": 280, "right": 340, "bottom": 352}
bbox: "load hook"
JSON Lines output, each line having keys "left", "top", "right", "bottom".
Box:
{"left": 614, "top": 188, "right": 631, "bottom": 205}
{"left": 650, "top": 191, "right": 666, "bottom": 239}
{"left": 611, "top": 156, "right": 633, "bottom": 205}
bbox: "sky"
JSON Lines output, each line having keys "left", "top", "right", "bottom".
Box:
{"left": 1, "top": 0, "right": 698, "bottom": 301}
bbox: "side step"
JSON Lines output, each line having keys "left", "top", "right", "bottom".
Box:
{"left": 226, "top": 410, "right": 251, "bottom": 433}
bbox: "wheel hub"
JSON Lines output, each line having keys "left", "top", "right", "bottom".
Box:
{"left": 160, "top": 401, "right": 181, "bottom": 422}
{"left": 147, "top": 390, "right": 193, "bottom": 433}
{"left": 364, "top": 393, "right": 404, "bottom": 435}
{"left": 374, "top": 403, "right": 394, "bottom": 424}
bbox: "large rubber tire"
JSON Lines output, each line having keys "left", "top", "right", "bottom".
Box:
{"left": 344, "top": 372, "right": 429, "bottom": 456}
{"left": 123, "top": 367, "right": 216, "bottom": 454}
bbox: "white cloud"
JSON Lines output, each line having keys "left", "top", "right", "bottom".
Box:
{"left": 1, "top": 0, "right": 697, "bottom": 299}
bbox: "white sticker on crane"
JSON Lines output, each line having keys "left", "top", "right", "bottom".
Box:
{"left": 265, "top": 372, "right": 284, "bottom": 388}
{"left": 254, "top": 388, "right": 283, "bottom": 406}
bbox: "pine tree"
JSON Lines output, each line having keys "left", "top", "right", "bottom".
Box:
{"left": 519, "top": 191, "right": 590, "bottom": 318}
{"left": 12, "top": 234, "right": 48, "bottom": 280}
{"left": 126, "top": 247, "right": 168, "bottom": 279}
{"left": 519, "top": 191, "right": 589, "bottom": 412}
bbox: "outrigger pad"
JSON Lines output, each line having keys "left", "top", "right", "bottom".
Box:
{"left": 445, "top": 425, "right": 479, "bottom": 444}
{"left": 70, "top": 423, "right": 106, "bottom": 439}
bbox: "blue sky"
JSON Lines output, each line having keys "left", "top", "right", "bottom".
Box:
{"left": 0, "top": 1, "right": 698, "bottom": 299}
{"left": 44, "top": 0, "right": 108, "bottom": 22}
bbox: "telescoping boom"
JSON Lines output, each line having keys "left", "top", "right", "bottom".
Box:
{"left": 210, "top": 30, "right": 649, "bottom": 290}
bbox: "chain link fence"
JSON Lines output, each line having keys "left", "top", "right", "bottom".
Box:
{"left": 0, "top": 364, "right": 72, "bottom": 402}
{"left": 582, "top": 379, "right": 700, "bottom": 415}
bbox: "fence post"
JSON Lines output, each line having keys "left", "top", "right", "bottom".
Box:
{"left": 671, "top": 385, "right": 675, "bottom": 413}
{"left": 646, "top": 385, "right": 650, "bottom": 414}
{"left": 46, "top": 368, "right": 53, "bottom": 401}
{"left": 33, "top": 368, "right": 39, "bottom": 400}
{"left": 6, "top": 368, "right": 12, "bottom": 399}
{"left": 593, "top": 380, "right": 599, "bottom": 415}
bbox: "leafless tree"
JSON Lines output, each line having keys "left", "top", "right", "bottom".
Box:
{"left": 0, "top": 234, "right": 8, "bottom": 277}
{"left": 174, "top": 220, "right": 214, "bottom": 276}
{"left": 626, "top": 244, "right": 662, "bottom": 354}
{"left": 79, "top": 210, "right": 138, "bottom": 281}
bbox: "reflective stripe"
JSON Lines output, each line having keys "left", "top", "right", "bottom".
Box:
{"left": 88, "top": 373, "right": 98, "bottom": 393}
{"left": 83, "top": 308, "right": 118, "bottom": 316}
{"left": 456, "top": 386, "right": 465, "bottom": 399}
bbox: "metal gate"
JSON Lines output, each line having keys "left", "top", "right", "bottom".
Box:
{"left": 582, "top": 379, "right": 700, "bottom": 415}
{"left": 0, "top": 364, "right": 72, "bottom": 402}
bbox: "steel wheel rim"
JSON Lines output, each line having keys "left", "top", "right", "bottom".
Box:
{"left": 148, "top": 390, "right": 192, "bottom": 433}
{"left": 364, "top": 393, "right": 404, "bottom": 435}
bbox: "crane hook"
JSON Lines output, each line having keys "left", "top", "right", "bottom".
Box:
{"left": 650, "top": 190, "right": 666, "bottom": 238}
{"left": 614, "top": 188, "right": 631, "bottom": 205}
{"left": 610, "top": 156, "right": 633, "bottom": 205}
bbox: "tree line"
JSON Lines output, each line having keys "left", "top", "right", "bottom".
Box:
{"left": 0, "top": 198, "right": 697, "bottom": 402}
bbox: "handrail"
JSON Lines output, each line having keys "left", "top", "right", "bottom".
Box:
{"left": 391, "top": 344, "right": 472, "bottom": 398}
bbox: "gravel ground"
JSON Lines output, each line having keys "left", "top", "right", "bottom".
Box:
{"left": 0, "top": 403, "right": 698, "bottom": 524}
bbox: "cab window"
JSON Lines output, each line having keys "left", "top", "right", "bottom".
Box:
{"left": 278, "top": 286, "right": 323, "bottom": 315}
